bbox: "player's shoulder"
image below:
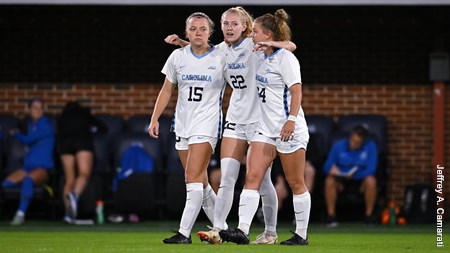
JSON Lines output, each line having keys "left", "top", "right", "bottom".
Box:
{"left": 167, "top": 46, "right": 188, "bottom": 61}
{"left": 209, "top": 45, "right": 227, "bottom": 65}
{"left": 276, "top": 48, "right": 299, "bottom": 64}
{"left": 333, "top": 139, "right": 348, "bottom": 149}
{"left": 216, "top": 41, "right": 229, "bottom": 52}
{"left": 363, "top": 139, "right": 378, "bottom": 150}
{"left": 236, "top": 37, "right": 254, "bottom": 50}
{"left": 177, "top": 45, "right": 191, "bottom": 55}
{"left": 276, "top": 48, "right": 297, "bottom": 59}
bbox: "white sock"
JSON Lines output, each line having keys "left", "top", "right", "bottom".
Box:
{"left": 237, "top": 189, "right": 260, "bottom": 235}
{"left": 260, "top": 167, "right": 278, "bottom": 233}
{"left": 16, "top": 210, "right": 25, "bottom": 217}
{"left": 179, "top": 182, "right": 203, "bottom": 238}
{"left": 202, "top": 184, "right": 216, "bottom": 225}
{"left": 293, "top": 191, "right": 311, "bottom": 239}
{"left": 213, "top": 158, "right": 240, "bottom": 230}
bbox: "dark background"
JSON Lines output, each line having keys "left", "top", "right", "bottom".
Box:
{"left": 0, "top": 5, "right": 449, "bottom": 84}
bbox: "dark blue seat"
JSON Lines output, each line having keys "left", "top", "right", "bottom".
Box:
{"left": 0, "top": 114, "right": 20, "bottom": 171}
{"left": 112, "top": 132, "right": 161, "bottom": 214}
{"left": 165, "top": 134, "right": 183, "bottom": 176}
{"left": 5, "top": 138, "right": 27, "bottom": 173}
{"left": 305, "top": 115, "right": 335, "bottom": 149}
{"left": 126, "top": 115, "right": 151, "bottom": 134}
{"left": 158, "top": 115, "right": 174, "bottom": 162}
{"left": 305, "top": 115, "right": 335, "bottom": 170}
{"left": 164, "top": 133, "right": 186, "bottom": 217}
{"left": 95, "top": 114, "right": 125, "bottom": 137}
{"left": 92, "top": 133, "right": 111, "bottom": 175}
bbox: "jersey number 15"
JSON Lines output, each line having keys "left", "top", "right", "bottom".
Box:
{"left": 188, "top": 86, "right": 203, "bottom": 102}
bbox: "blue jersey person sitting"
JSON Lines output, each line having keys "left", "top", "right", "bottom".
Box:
{"left": 323, "top": 125, "right": 378, "bottom": 227}
{"left": 1, "top": 98, "right": 55, "bottom": 225}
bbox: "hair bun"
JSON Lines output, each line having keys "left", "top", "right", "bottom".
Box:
{"left": 274, "top": 9, "right": 289, "bottom": 23}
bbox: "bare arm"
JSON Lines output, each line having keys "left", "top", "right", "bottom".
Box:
{"left": 164, "top": 34, "right": 189, "bottom": 47}
{"left": 254, "top": 40, "right": 297, "bottom": 52}
{"left": 148, "top": 78, "right": 176, "bottom": 138}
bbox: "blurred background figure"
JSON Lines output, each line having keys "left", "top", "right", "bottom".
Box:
{"left": 1, "top": 98, "right": 55, "bottom": 225}
{"left": 57, "top": 101, "right": 107, "bottom": 223}
{"left": 323, "top": 125, "right": 378, "bottom": 227}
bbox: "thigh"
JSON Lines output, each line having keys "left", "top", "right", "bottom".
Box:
{"left": 75, "top": 150, "right": 93, "bottom": 175}
{"left": 178, "top": 150, "right": 188, "bottom": 170}
{"left": 279, "top": 148, "right": 306, "bottom": 194}
{"left": 28, "top": 168, "right": 48, "bottom": 185}
{"left": 184, "top": 142, "right": 212, "bottom": 183}
{"left": 61, "top": 154, "right": 76, "bottom": 179}
{"left": 220, "top": 137, "right": 248, "bottom": 161}
{"left": 245, "top": 141, "right": 276, "bottom": 190}
{"left": 4, "top": 169, "right": 27, "bottom": 183}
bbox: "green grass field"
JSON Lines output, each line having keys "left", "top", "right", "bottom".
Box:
{"left": 0, "top": 221, "right": 447, "bottom": 253}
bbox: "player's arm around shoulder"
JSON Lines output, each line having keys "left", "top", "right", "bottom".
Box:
{"left": 164, "top": 34, "right": 189, "bottom": 47}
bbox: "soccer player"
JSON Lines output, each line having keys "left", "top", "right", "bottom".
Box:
{"left": 219, "top": 9, "right": 311, "bottom": 245}
{"left": 165, "top": 6, "right": 297, "bottom": 245}
{"left": 2, "top": 98, "right": 55, "bottom": 225}
{"left": 148, "top": 12, "right": 226, "bottom": 244}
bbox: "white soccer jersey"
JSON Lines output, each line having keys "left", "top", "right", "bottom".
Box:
{"left": 162, "top": 45, "right": 226, "bottom": 138}
{"left": 255, "top": 48, "right": 308, "bottom": 138}
{"left": 218, "top": 38, "right": 260, "bottom": 125}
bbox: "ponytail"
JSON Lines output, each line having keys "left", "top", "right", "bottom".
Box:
{"left": 254, "top": 8, "right": 291, "bottom": 41}
{"left": 274, "top": 9, "right": 291, "bottom": 41}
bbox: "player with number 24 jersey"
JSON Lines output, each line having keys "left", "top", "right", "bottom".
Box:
{"left": 255, "top": 48, "right": 308, "bottom": 138}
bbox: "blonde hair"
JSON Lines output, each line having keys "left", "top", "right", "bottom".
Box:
{"left": 185, "top": 12, "right": 215, "bottom": 36}
{"left": 254, "top": 9, "right": 291, "bottom": 41}
{"left": 221, "top": 6, "right": 254, "bottom": 38}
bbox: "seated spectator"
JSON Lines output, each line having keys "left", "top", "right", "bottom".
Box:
{"left": 1, "top": 98, "right": 55, "bottom": 225}
{"left": 323, "top": 125, "right": 378, "bottom": 227}
{"left": 57, "top": 101, "right": 106, "bottom": 223}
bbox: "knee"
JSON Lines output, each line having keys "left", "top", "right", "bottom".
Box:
{"left": 245, "top": 169, "right": 262, "bottom": 186}
{"left": 184, "top": 171, "right": 203, "bottom": 184}
{"left": 243, "top": 169, "right": 265, "bottom": 190}
{"left": 284, "top": 174, "right": 306, "bottom": 194}
{"left": 77, "top": 169, "right": 91, "bottom": 179}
